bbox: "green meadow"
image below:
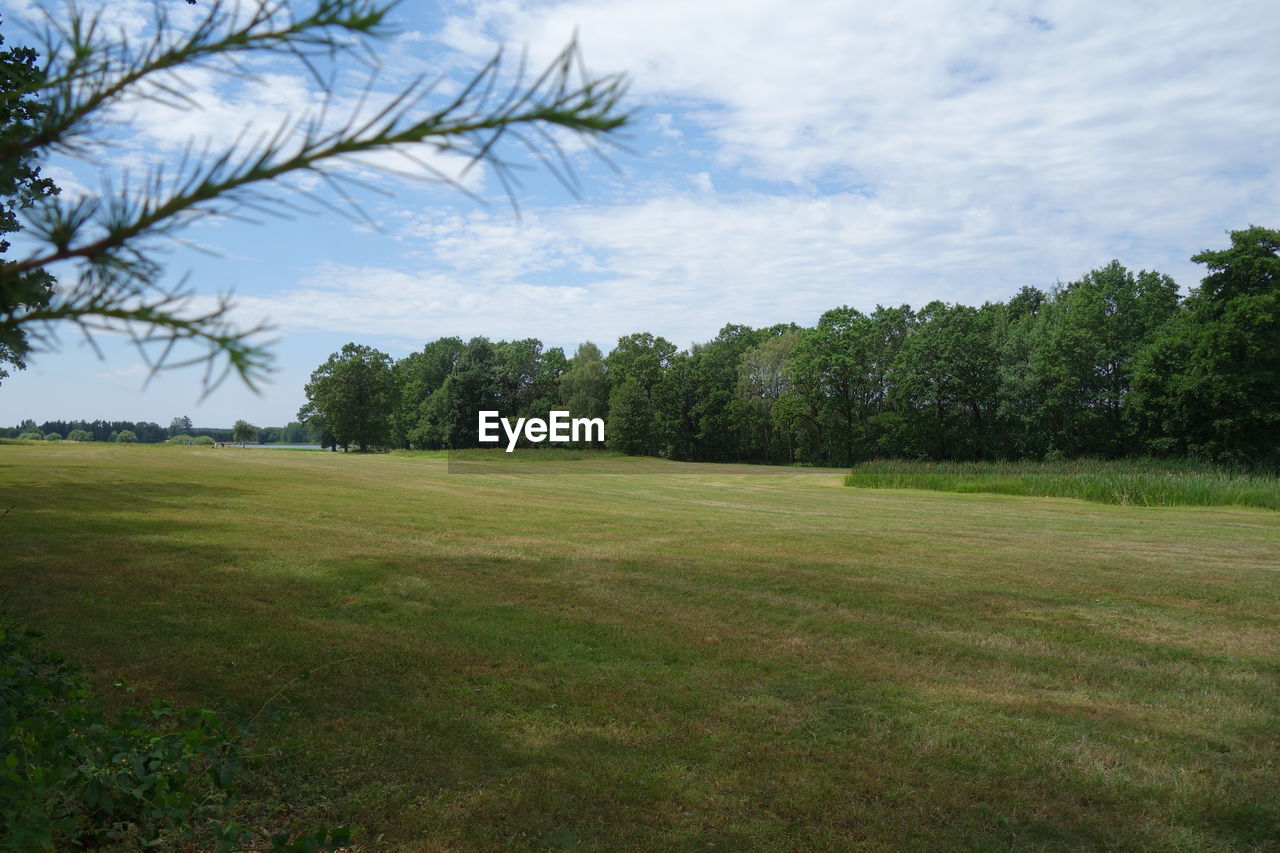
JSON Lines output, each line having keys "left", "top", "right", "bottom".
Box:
{"left": 2, "top": 442, "right": 1278, "bottom": 850}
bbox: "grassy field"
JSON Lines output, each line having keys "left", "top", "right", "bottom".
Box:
{"left": 2, "top": 442, "right": 1278, "bottom": 851}
{"left": 847, "top": 458, "right": 1280, "bottom": 510}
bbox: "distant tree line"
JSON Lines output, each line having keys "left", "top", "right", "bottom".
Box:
{"left": 2, "top": 416, "right": 317, "bottom": 445}
{"left": 299, "top": 227, "right": 1278, "bottom": 466}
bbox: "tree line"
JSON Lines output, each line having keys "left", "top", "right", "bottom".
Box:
{"left": 3, "top": 416, "right": 316, "bottom": 445}
{"left": 299, "top": 226, "right": 1279, "bottom": 466}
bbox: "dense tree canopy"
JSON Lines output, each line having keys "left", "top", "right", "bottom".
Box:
{"left": 1128, "top": 226, "right": 1280, "bottom": 464}
{"left": 283, "top": 227, "right": 1276, "bottom": 467}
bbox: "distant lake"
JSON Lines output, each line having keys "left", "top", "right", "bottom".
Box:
{"left": 234, "top": 443, "right": 323, "bottom": 450}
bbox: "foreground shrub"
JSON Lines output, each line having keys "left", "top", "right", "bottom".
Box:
{"left": 0, "top": 622, "right": 350, "bottom": 852}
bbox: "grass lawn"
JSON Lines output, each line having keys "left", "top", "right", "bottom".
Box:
{"left": 2, "top": 442, "right": 1278, "bottom": 850}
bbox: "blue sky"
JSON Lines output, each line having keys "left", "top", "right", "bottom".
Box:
{"left": 4, "top": 0, "right": 1279, "bottom": 428}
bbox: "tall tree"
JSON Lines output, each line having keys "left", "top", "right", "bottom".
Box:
{"left": 737, "top": 329, "right": 800, "bottom": 463}
{"left": 994, "top": 286, "right": 1049, "bottom": 458}
{"left": 652, "top": 350, "right": 699, "bottom": 459}
{"left": 1029, "top": 262, "right": 1179, "bottom": 456}
{"left": 607, "top": 377, "right": 653, "bottom": 455}
{"left": 168, "top": 415, "right": 193, "bottom": 438}
{"left": 881, "top": 302, "right": 1001, "bottom": 460}
{"left": 789, "top": 307, "right": 883, "bottom": 466}
{"left": 604, "top": 332, "right": 676, "bottom": 455}
{"left": 442, "top": 338, "right": 498, "bottom": 448}
{"left": 686, "top": 324, "right": 762, "bottom": 462}
{"left": 493, "top": 338, "right": 547, "bottom": 418}
{"left": 299, "top": 343, "right": 395, "bottom": 451}
{"left": 390, "top": 337, "right": 464, "bottom": 449}
{"left": 606, "top": 332, "right": 677, "bottom": 396}
{"left": 1129, "top": 226, "right": 1280, "bottom": 463}
{"left": 231, "top": 419, "right": 258, "bottom": 445}
{"left": 559, "top": 342, "right": 609, "bottom": 432}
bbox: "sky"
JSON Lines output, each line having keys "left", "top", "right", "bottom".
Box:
{"left": 3, "top": 0, "right": 1279, "bottom": 428}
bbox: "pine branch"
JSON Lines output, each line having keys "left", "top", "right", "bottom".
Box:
{"left": 0, "top": 0, "right": 630, "bottom": 391}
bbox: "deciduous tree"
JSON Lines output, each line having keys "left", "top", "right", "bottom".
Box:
{"left": 1129, "top": 226, "right": 1280, "bottom": 463}
{"left": 231, "top": 419, "right": 258, "bottom": 445}
{"left": 299, "top": 343, "right": 395, "bottom": 451}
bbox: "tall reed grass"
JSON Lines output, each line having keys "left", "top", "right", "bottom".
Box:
{"left": 845, "top": 458, "right": 1280, "bottom": 510}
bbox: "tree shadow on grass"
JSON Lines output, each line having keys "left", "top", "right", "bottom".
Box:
{"left": 1, "top": 476, "right": 1276, "bottom": 850}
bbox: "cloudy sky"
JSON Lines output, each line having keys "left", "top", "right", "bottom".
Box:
{"left": 4, "top": 0, "right": 1278, "bottom": 428}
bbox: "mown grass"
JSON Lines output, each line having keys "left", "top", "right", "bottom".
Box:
{"left": 2, "top": 442, "right": 1278, "bottom": 850}
{"left": 392, "top": 446, "right": 625, "bottom": 462}
{"left": 846, "top": 457, "right": 1280, "bottom": 510}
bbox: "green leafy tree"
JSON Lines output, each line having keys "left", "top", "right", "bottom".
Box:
{"left": 168, "top": 415, "right": 193, "bottom": 438}
{"left": 1129, "top": 226, "right": 1280, "bottom": 463}
{"left": 789, "top": 307, "right": 882, "bottom": 466}
{"left": 737, "top": 329, "right": 801, "bottom": 463}
{"left": 606, "top": 377, "right": 653, "bottom": 455}
{"left": 114, "top": 429, "right": 136, "bottom": 443}
{"left": 530, "top": 345, "right": 568, "bottom": 422}
{"left": 299, "top": 343, "right": 395, "bottom": 451}
{"left": 881, "top": 302, "right": 1001, "bottom": 460}
{"left": 604, "top": 332, "right": 675, "bottom": 455}
{"left": 652, "top": 350, "right": 698, "bottom": 459}
{"left": 0, "top": 2, "right": 628, "bottom": 389}
{"left": 606, "top": 332, "right": 676, "bottom": 396}
{"left": 559, "top": 341, "right": 609, "bottom": 433}
{"left": 1027, "top": 262, "right": 1179, "bottom": 456}
{"left": 441, "top": 338, "right": 499, "bottom": 448}
{"left": 390, "top": 337, "right": 465, "bottom": 449}
{"left": 279, "top": 421, "right": 312, "bottom": 444}
{"left": 65, "top": 428, "right": 91, "bottom": 441}
{"left": 993, "top": 285, "right": 1049, "bottom": 457}
{"left": 231, "top": 419, "right": 258, "bottom": 445}
{"left": 0, "top": 25, "right": 59, "bottom": 385}
{"left": 685, "top": 324, "right": 763, "bottom": 462}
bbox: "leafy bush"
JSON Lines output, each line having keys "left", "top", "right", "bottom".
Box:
{"left": 191, "top": 436, "right": 216, "bottom": 446}
{"left": 0, "top": 623, "right": 248, "bottom": 850}
{"left": 114, "top": 430, "right": 137, "bottom": 444}
{"left": 165, "top": 435, "right": 194, "bottom": 445}
{"left": 0, "top": 623, "right": 350, "bottom": 852}
{"left": 16, "top": 432, "right": 42, "bottom": 441}
{"left": 43, "top": 433, "right": 61, "bottom": 442}
{"left": 66, "top": 430, "right": 93, "bottom": 442}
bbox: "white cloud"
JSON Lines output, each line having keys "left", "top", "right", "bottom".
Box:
{"left": 436, "top": 0, "right": 1280, "bottom": 237}
{"left": 95, "top": 362, "right": 151, "bottom": 381}
{"left": 233, "top": 186, "right": 1202, "bottom": 351}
